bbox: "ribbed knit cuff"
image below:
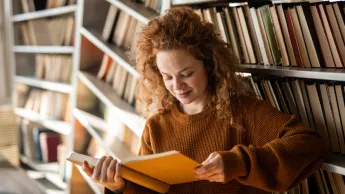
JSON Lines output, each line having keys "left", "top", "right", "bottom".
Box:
{"left": 217, "top": 147, "right": 248, "bottom": 183}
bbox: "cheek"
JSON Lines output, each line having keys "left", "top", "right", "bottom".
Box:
{"left": 164, "top": 81, "right": 174, "bottom": 91}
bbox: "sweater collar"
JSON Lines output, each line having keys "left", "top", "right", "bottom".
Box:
{"left": 171, "top": 102, "right": 215, "bottom": 123}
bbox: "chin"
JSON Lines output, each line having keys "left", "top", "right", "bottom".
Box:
{"left": 176, "top": 97, "right": 195, "bottom": 105}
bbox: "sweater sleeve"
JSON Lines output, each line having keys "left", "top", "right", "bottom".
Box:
{"left": 217, "top": 99, "right": 328, "bottom": 192}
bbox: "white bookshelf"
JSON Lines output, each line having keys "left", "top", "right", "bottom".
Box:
{"left": 322, "top": 153, "right": 345, "bottom": 176}
{"left": 14, "top": 75, "right": 72, "bottom": 93}
{"left": 106, "top": 0, "right": 158, "bottom": 24}
{"left": 5, "top": 0, "right": 81, "bottom": 191}
{"left": 172, "top": 0, "right": 228, "bottom": 5}
{"left": 12, "top": 4, "right": 77, "bottom": 22}
{"left": 14, "top": 108, "right": 72, "bottom": 135}
{"left": 238, "top": 64, "right": 345, "bottom": 82}
{"left": 25, "top": 170, "right": 65, "bottom": 194}
{"left": 13, "top": 45, "right": 74, "bottom": 53}
{"left": 20, "top": 155, "right": 59, "bottom": 172}
{"left": 78, "top": 72, "right": 145, "bottom": 137}
{"left": 80, "top": 27, "right": 140, "bottom": 78}
{"left": 73, "top": 108, "right": 136, "bottom": 161}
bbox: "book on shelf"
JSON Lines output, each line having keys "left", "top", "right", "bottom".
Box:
{"left": 16, "top": 16, "right": 75, "bottom": 46}
{"left": 67, "top": 151, "right": 201, "bottom": 193}
{"left": 249, "top": 76, "right": 345, "bottom": 154}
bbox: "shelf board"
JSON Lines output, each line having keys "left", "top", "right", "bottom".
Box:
{"left": 13, "top": 46, "right": 74, "bottom": 53}
{"left": 78, "top": 72, "right": 145, "bottom": 137}
{"left": 80, "top": 27, "right": 140, "bottom": 78}
{"left": 172, "top": 0, "right": 229, "bottom": 5}
{"left": 73, "top": 108, "right": 136, "bottom": 161}
{"left": 75, "top": 165, "right": 103, "bottom": 194}
{"left": 15, "top": 75, "right": 72, "bottom": 94}
{"left": 322, "top": 153, "right": 345, "bottom": 176}
{"left": 25, "top": 170, "right": 65, "bottom": 194}
{"left": 106, "top": 0, "right": 158, "bottom": 24}
{"left": 20, "top": 155, "right": 59, "bottom": 173}
{"left": 12, "top": 5, "right": 77, "bottom": 22}
{"left": 238, "top": 64, "right": 345, "bottom": 82}
{"left": 15, "top": 108, "right": 72, "bottom": 135}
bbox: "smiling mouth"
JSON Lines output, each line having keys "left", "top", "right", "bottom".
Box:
{"left": 176, "top": 90, "right": 191, "bottom": 98}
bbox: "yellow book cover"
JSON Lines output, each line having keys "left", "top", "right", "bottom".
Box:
{"left": 67, "top": 151, "right": 200, "bottom": 193}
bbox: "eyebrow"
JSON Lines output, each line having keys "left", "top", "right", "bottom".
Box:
{"left": 161, "top": 67, "right": 194, "bottom": 75}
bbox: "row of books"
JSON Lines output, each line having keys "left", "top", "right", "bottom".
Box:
{"left": 312, "top": 169, "right": 345, "bottom": 194}
{"left": 97, "top": 54, "right": 138, "bottom": 105}
{"left": 19, "top": 0, "right": 76, "bottom": 13}
{"left": 17, "top": 15, "right": 75, "bottom": 46}
{"left": 142, "top": 0, "right": 164, "bottom": 14}
{"left": 249, "top": 76, "right": 345, "bottom": 154}
{"left": 102, "top": 5, "right": 144, "bottom": 53}
{"left": 20, "top": 121, "right": 61, "bottom": 163}
{"left": 195, "top": 2, "right": 345, "bottom": 68}
{"left": 274, "top": 170, "right": 345, "bottom": 194}
{"left": 23, "top": 89, "right": 69, "bottom": 120}
{"left": 35, "top": 54, "right": 72, "bottom": 83}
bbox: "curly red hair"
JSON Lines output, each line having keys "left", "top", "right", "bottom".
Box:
{"left": 136, "top": 6, "right": 254, "bottom": 119}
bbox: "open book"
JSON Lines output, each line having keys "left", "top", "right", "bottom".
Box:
{"left": 67, "top": 151, "right": 201, "bottom": 193}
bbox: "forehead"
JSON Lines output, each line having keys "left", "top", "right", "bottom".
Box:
{"left": 156, "top": 49, "right": 202, "bottom": 71}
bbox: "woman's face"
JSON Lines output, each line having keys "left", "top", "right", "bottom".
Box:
{"left": 156, "top": 49, "right": 208, "bottom": 105}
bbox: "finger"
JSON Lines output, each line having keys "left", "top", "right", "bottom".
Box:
{"left": 195, "top": 160, "right": 216, "bottom": 175}
{"left": 208, "top": 172, "right": 225, "bottom": 182}
{"left": 92, "top": 156, "right": 107, "bottom": 182}
{"left": 202, "top": 152, "right": 217, "bottom": 165}
{"left": 82, "top": 161, "right": 94, "bottom": 176}
{"left": 100, "top": 156, "right": 113, "bottom": 183}
{"left": 114, "top": 162, "right": 123, "bottom": 183}
{"left": 107, "top": 159, "right": 117, "bottom": 182}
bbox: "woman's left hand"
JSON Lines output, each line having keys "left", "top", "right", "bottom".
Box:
{"left": 194, "top": 152, "right": 225, "bottom": 182}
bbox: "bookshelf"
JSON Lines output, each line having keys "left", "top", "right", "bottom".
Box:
{"left": 72, "top": 0, "right": 345, "bottom": 193}
{"left": 13, "top": 45, "right": 75, "bottom": 53}
{"left": 11, "top": 4, "right": 77, "bottom": 22}
{"left": 4, "top": 0, "right": 344, "bottom": 193}
{"left": 14, "top": 75, "right": 73, "bottom": 93}
{"left": 238, "top": 64, "right": 345, "bottom": 82}
{"left": 5, "top": 0, "right": 80, "bottom": 193}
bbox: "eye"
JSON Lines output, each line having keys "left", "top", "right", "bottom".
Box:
{"left": 182, "top": 72, "right": 193, "bottom": 77}
{"left": 163, "top": 75, "right": 173, "bottom": 80}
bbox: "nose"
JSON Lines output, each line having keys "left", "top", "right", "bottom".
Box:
{"left": 173, "top": 77, "right": 185, "bottom": 90}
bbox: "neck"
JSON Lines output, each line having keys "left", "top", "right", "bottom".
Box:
{"left": 179, "top": 94, "right": 208, "bottom": 115}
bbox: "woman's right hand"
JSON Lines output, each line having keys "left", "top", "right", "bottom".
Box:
{"left": 82, "top": 156, "right": 126, "bottom": 193}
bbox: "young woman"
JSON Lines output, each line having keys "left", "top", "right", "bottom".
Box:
{"left": 83, "top": 7, "right": 328, "bottom": 194}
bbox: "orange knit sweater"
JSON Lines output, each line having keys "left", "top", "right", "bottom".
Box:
{"left": 105, "top": 97, "right": 328, "bottom": 194}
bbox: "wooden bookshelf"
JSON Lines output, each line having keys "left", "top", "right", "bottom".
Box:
{"left": 13, "top": 46, "right": 74, "bottom": 53}
{"left": 14, "top": 75, "right": 72, "bottom": 93}
{"left": 12, "top": 4, "right": 77, "bottom": 22}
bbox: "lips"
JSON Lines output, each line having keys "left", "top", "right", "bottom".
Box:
{"left": 176, "top": 90, "right": 191, "bottom": 98}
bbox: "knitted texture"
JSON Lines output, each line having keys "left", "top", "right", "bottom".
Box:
{"left": 105, "top": 97, "right": 328, "bottom": 194}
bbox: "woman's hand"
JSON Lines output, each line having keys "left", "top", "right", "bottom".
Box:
{"left": 82, "top": 156, "right": 126, "bottom": 192}
{"left": 194, "top": 152, "right": 225, "bottom": 183}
